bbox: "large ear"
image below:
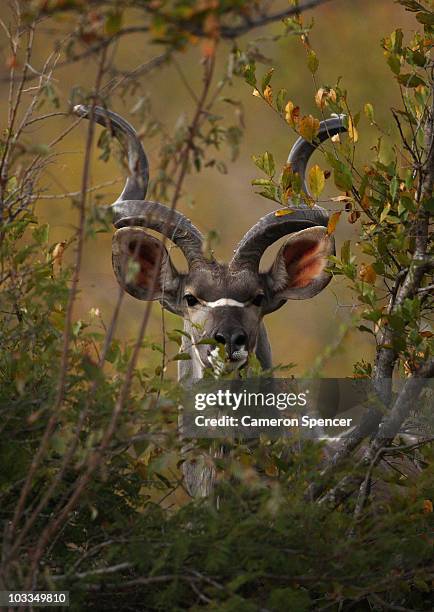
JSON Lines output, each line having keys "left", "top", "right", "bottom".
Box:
{"left": 265, "top": 226, "right": 334, "bottom": 310}
{"left": 112, "top": 227, "right": 181, "bottom": 312}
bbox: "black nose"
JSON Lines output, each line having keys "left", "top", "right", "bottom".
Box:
{"left": 231, "top": 331, "right": 247, "bottom": 348}
{"left": 214, "top": 330, "right": 247, "bottom": 350}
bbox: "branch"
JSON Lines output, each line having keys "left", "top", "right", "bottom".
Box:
{"left": 13, "top": 47, "right": 110, "bottom": 590}
{"left": 219, "top": 0, "right": 335, "bottom": 38}
{"left": 350, "top": 436, "right": 434, "bottom": 535}
{"left": 0, "top": 0, "right": 334, "bottom": 83}
{"left": 52, "top": 562, "right": 133, "bottom": 581}
{"left": 373, "top": 81, "right": 434, "bottom": 400}
{"left": 318, "top": 360, "right": 434, "bottom": 509}
{"left": 365, "top": 359, "right": 434, "bottom": 461}
{"left": 20, "top": 56, "right": 217, "bottom": 586}
{"left": 308, "top": 79, "right": 434, "bottom": 502}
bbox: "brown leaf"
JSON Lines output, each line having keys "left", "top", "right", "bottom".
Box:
{"left": 361, "top": 195, "right": 371, "bottom": 211}
{"left": 423, "top": 499, "right": 433, "bottom": 514}
{"left": 348, "top": 210, "right": 361, "bottom": 224}
{"left": 359, "top": 263, "right": 377, "bottom": 284}
{"left": 420, "top": 330, "right": 433, "bottom": 338}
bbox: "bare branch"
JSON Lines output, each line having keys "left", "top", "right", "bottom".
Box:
{"left": 318, "top": 360, "right": 433, "bottom": 509}
{"left": 219, "top": 0, "right": 335, "bottom": 38}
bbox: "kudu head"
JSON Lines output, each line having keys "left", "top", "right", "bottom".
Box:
{"left": 74, "top": 105, "right": 345, "bottom": 373}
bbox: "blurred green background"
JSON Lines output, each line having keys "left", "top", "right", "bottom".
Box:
{"left": 0, "top": 0, "right": 417, "bottom": 376}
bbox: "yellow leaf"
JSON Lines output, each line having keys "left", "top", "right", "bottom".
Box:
{"left": 264, "top": 85, "right": 273, "bottom": 104}
{"left": 380, "top": 202, "right": 391, "bottom": 223}
{"left": 274, "top": 209, "right": 294, "bottom": 217}
{"left": 285, "top": 100, "right": 300, "bottom": 127}
{"left": 298, "top": 115, "right": 320, "bottom": 142}
{"left": 327, "top": 211, "right": 341, "bottom": 234}
{"left": 308, "top": 164, "right": 325, "bottom": 198}
{"left": 315, "top": 88, "right": 326, "bottom": 109}
{"left": 252, "top": 88, "right": 261, "bottom": 97}
{"left": 423, "top": 499, "right": 433, "bottom": 513}
{"left": 359, "top": 263, "right": 377, "bottom": 284}
{"left": 348, "top": 115, "right": 358, "bottom": 142}
{"left": 315, "top": 87, "right": 337, "bottom": 109}
{"left": 331, "top": 195, "right": 353, "bottom": 202}
{"left": 52, "top": 241, "right": 67, "bottom": 269}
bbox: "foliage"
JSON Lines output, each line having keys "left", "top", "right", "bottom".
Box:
{"left": 245, "top": 2, "right": 433, "bottom": 379}
{"left": 0, "top": 1, "right": 433, "bottom": 610}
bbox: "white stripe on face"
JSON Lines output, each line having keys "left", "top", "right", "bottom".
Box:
{"left": 203, "top": 298, "right": 245, "bottom": 308}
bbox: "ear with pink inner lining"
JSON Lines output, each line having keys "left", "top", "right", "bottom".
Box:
{"left": 268, "top": 226, "right": 335, "bottom": 301}
{"left": 112, "top": 227, "right": 180, "bottom": 308}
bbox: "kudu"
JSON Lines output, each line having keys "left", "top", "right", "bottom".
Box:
{"left": 74, "top": 104, "right": 346, "bottom": 496}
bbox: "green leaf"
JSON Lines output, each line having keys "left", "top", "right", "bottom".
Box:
{"left": 380, "top": 202, "right": 391, "bottom": 222}
{"left": 105, "top": 11, "right": 123, "bottom": 35}
{"left": 252, "top": 178, "right": 273, "bottom": 186}
{"left": 172, "top": 353, "right": 191, "bottom": 361}
{"left": 390, "top": 176, "right": 399, "bottom": 200}
{"left": 397, "top": 73, "right": 426, "bottom": 87}
{"left": 307, "top": 49, "right": 319, "bottom": 74}
{"left": 387, "top": 53, "right": 401, "bottom": 75}
{"left": 333, "top": 161, "right": 353, "bottom": 192}
{"left": 258, "top": 185, "right": 278, "bottom": 202}
{"left": 261, "top": 68, "right": 274, "bottom": 93}
{"left": 407, "top": 49, "right": 427, "bottom": 67}
{"left": 244, "top": 63, "right": 256, "bottom": 87}
{"left": 252, "top": 152, "right": 275, "bottom": 178}
{"left": 397, "top": 1, "right": 425, "bottom": 12}
{"left": 32, "top": 224, "right": 49, "bottom": 244}
{"left": 390, "top": 28, "right": 403, "bottom": 53}
{"left": 364, "top": 103, "right": 375, "bottom": 123}
{"left": 416, "top": 11, "right": 434, "bottom": 25}
{"left": 276, "top": 88, "right": 287, "bottom": 113}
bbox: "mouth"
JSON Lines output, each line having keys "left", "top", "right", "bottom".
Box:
{"left": 206, "top": 347, "right": 248, "bottom": 373}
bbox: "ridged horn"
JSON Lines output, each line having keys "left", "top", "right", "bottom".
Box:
{"left": 73, "top": 105, "right": 206, "bottom": 266}
{"left": 230, "top": 116, "right": 346, "bottom": 271}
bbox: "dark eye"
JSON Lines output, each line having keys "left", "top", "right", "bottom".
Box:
{"left": 184, "top": 294, "right": 199, "bottom": 307}
{"left": 252, "top": 294, "right": 264, "bottom": 307}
